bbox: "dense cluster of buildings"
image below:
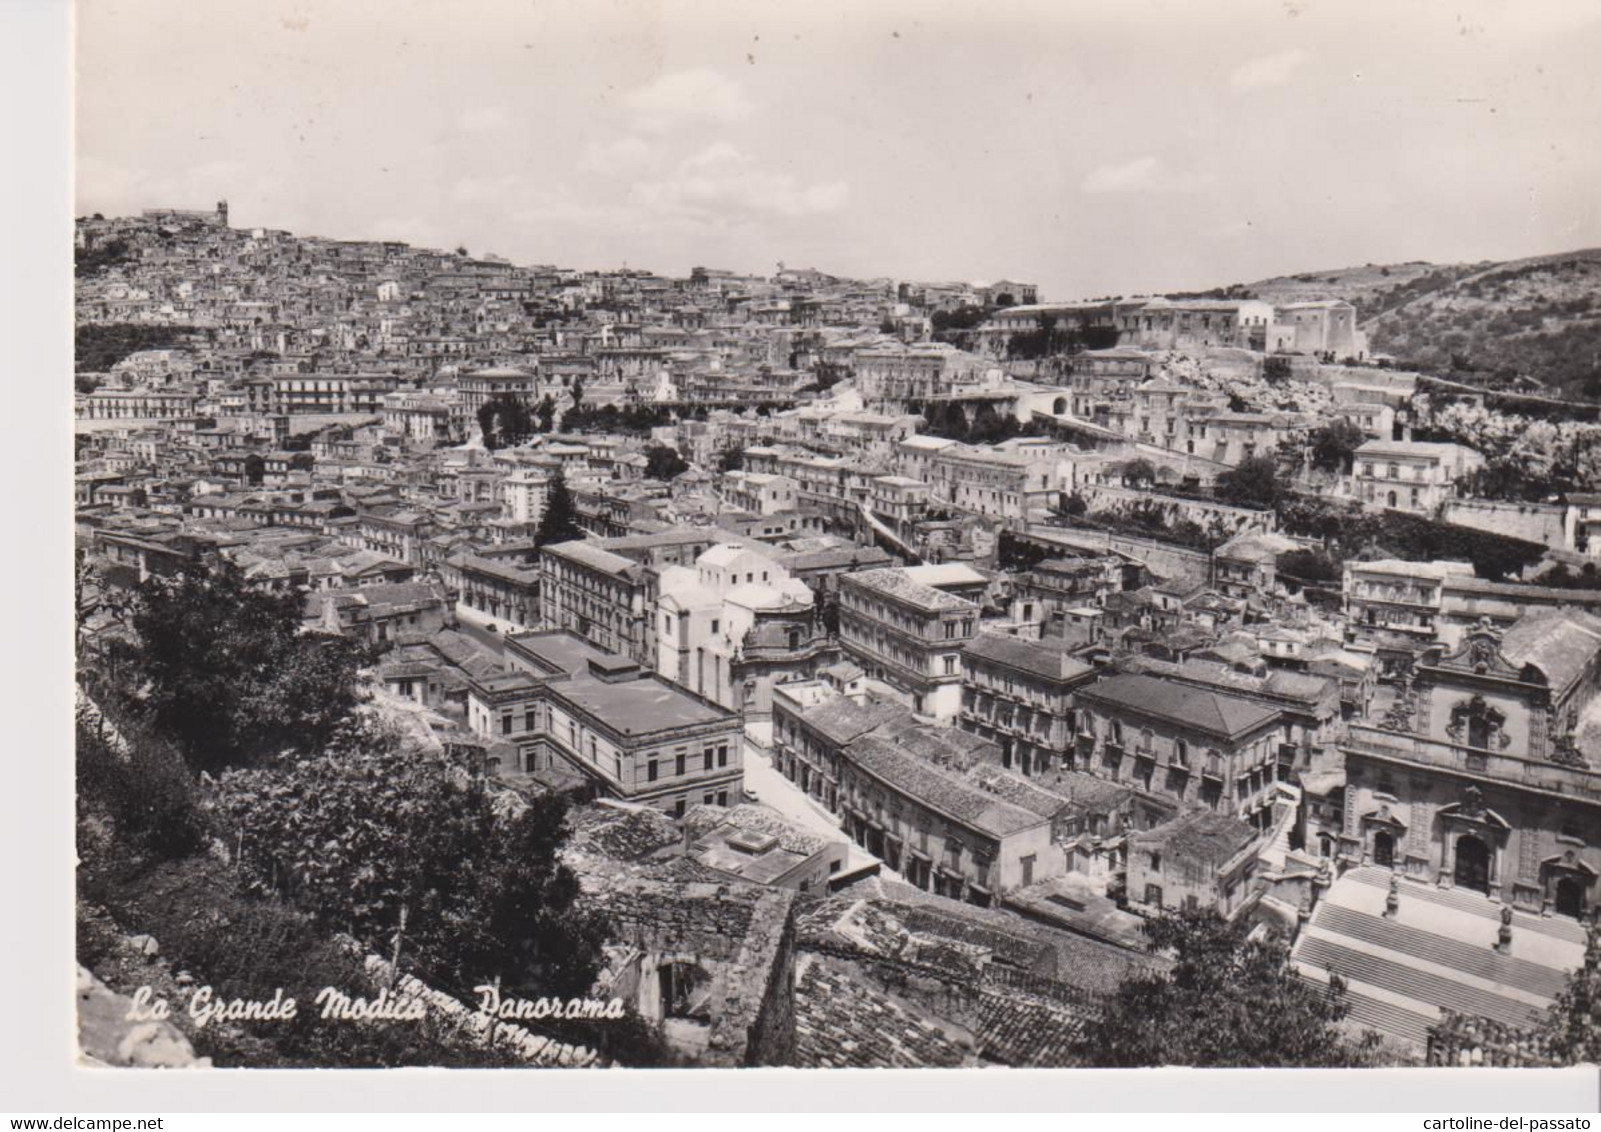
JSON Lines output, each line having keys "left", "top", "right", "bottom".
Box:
{"left": 74, "top": 205, "right": 1600, "bottom": 1067}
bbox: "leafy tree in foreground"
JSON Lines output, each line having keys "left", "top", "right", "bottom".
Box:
{"left": 215, "top": 744, "right": 609, "bottom": 1000}
{"left": 534, "top": 469, "right": 586, "bottom": 547}
{"left": 1538, "top": 939, "right": 1601, "bottom": 1066}
{"left": 1073, "top": 909, "right": 1382, "bottom": 1067}
{"left": 126, "top": 563, "right": 371, "bottom": 772}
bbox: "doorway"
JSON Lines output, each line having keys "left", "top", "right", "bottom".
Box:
{"left": 1454, "top": 834, "right": 1491, "bottom": 894}
{"left": 1373, "top": 830, "right": 1395, "bottom": 868}
{"left": 1555, "top": 875, "right": 1587, "bottom": 919}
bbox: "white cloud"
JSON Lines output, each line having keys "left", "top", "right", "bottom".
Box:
{"left": 622, "top": 69, "right": 753, "bottom": 132}
{"left": 632, "top": 143, "right": 847, "bottom": 220}
{"left": 578, "top": 136, "right": 654, "bottom": 176}
{"left": 457, "top": 106, "right": 512, "bottom": 133}
{"left": 1229, "top": 49, "right": 1311, "bottom": 90}
{"left": 1080, "top": 156, "right": 1214, "bottom": 196}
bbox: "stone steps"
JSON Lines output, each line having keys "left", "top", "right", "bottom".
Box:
{"left": 1295, "top": 934, "right": 1545, "bottom": 1030}
{"left": 1345, "top": 868, "right": 1586, "bottom": 945}
{"left": 1316, "top": 904, "right": 1567, "bottom": 999}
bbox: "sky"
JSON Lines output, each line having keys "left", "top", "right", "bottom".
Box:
{"left": 75, "top": 0, "right": 1601, "bottom": 301}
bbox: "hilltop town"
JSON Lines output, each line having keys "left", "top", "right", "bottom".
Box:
{"left": 73, "top": 202, "right": 1601, "bottom": 1070}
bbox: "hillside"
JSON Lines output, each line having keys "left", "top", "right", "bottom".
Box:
{"left": 1231, "top": 250, "right": 1601, "bottom": 401}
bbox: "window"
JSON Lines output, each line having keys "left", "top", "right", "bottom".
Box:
{"left": 1174, "top": 739, "right": 1189, "bottom": 767}
{"left": 674, "top": 799, "right": 686, "bottom": 818}
{"left": 704, "top": 793, "right": 714, "bottom": 805}
{"left": 501, "top": 715, "right": 512, "bottom": 736}
{"left": 704, "top": 750, "right": 714, "bottom": 771}
{"left": 675, "top": 753, "right": 686, "bottom": 777}
{"left": 1021, "top": 854, "right": 1035, "bottom": 886}
{"left": 711, "top": 620, "right": 720, "bottom": 634}
{"left": 647, "top": 759, "right": 658, "bottom": 782}
{"left": 524, "top": 709, "right": 535, "bottom": 732}
{"left": 1149, "top": 852, "right": 1162, "bottom": 871}
{"left": 943, "top": 655, "right": 957, "bottom": 676}
{"left": 718, "top": 745, "right": 728, "bottom": 768}
{"left": 717, "top": 791, "right": 728, "bottom": 806}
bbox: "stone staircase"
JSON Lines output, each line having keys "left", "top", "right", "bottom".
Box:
{"left": 1346, "top": 868, "right": 1587, "bottom": 945}
{"left": 1291, "top": 865, "right": 1585, "bottom": 1053}
{"left": 1295, "top": 934, "right": 1545, "bottom": 1030}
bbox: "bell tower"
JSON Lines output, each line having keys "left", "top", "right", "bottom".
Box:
{"left": 216, "top": 199, "right": 229, "bottom": 227}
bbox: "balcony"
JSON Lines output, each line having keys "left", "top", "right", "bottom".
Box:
{"left": 1201, "top": 759, "right": 1225, "bottom": 782}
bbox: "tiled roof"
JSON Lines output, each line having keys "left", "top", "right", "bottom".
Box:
{"left": 792, "top": 958, "right": 973, "bottom": 1068}
{"left": 800, "top": 696, "right": 908, "bottom": 747}
{"left": 843, "top": 735, "right": 1046, "bottom": 837}
{"left": 843, "top": 567, "right": 978, "bottom": 613}
{"left": 963, "top": 632, "right": 1095, "bottom": 684}
{"left": 1133, "top": 808, "right": 1257, "bottom": 865}
{"left": 976, "top": 989, "right": 1087, "bottom": 1067}
{"left": 1496, "top": 608, "right": 1601, "bottom": 696}
{"left": 1076, "top": 673, "right": 1280, "bottom": 739}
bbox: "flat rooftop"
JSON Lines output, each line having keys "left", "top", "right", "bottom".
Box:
{"left": 506, "top": 629, "right": 734, "bottom": 736}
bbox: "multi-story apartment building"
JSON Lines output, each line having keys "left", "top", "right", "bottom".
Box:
{"left": 1071, "top": 673, "right": 1289, "bottom": 831}
{"left": 927, "top": 444, "right": 1066, "bottom": 522}
{"left": 271, "top": 375, "right": 398, "bottom": 415}
{"left": 76, "top": 389, "right": 199, "bottom": 421}
{"left": 837, "top": 567, "right": 980, "bottom": 721}
{"left": 720, "top": 472, "right": 799, "bottom": 516}
{"left": 837, "top": 733, "right": 1060, "bottom": 903}
{"left": 1330, "top": 610, "right": 1601, "bottom": 919}
{"left": 1351, "top": 439, "right": 1486, "bottom": 514}
{"left": 771, "top": 680, "right": 909, "bottom": 810}
{"left": 959, "top": 633, "right": 1098, "bottom": 777}
{"left": 538, "top": 539, "right": 650, "bottom": 663}
{"left": 769, "top": 680, "right": 1060, "bottom": 905}
{"left": 458, "top": 365, "right": 539, "bottom": 419}
{"left": 468, "top": 630, "right": 744, "bottom": 816}
{"left": 357, "top": 507, "right": 434, "bottom": 566}
{"left": 441, "top": 551, "right": 541, "bottom": 631}
{"left": 1011, "top": 556, "right": 1127, "bottom": 624}
{"left": 1343, "top": 558, "right": 1475, "bottom": 678}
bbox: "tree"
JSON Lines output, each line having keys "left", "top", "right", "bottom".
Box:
{"left": 534, "top": 469, "right": 585, "bottom": 547}
{"left": 1537, "top": 936, "right": 1601, "bottom": 1066}
{"left": 1073, "top": 909, "right": 1381, "bottom": 1067}
{"left": 1308, "top": 419, "right": 1368, "bottom": 473}
{"left": 1215, "top": 454, "right": 1286, "bottom": 510}
{"left": 570, "top": 378, "right": 585, "bottom": 409}
{"left": 718, "top": 446, "right": 745, "bottom": 472}
{"left": 215, "top": 744, "right": 610, "bottom": 1000}
{"left": 477, "top": 395, "right": 534, "bottom": 450}
{"left": 123, "top": 563, "right": 372, "bottom": 773}
{"left": 535, "top": 394, "right": 557, "bottom": 434}
{"left": 643, "top": 445, "right": 690, "bottom": 481}
{"left": 1117, "top": 457, "right": 1159, "bottom": 488}
{"left": 243, "top": 453, "right": 265, "bottom": 486}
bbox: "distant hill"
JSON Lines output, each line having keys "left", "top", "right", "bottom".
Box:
{"left": 1224, "top": 250, "right": 1601, "bottom": 401}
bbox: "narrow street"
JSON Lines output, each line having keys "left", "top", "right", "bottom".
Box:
{"left": 741, "top": 731, "right": 896, "bottom": 882}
